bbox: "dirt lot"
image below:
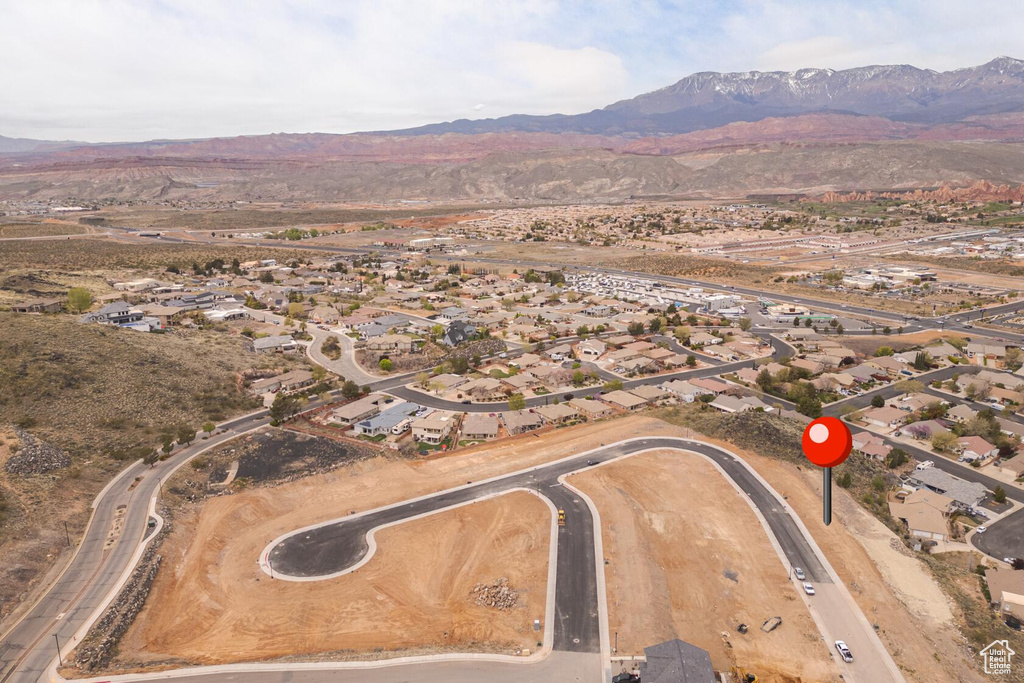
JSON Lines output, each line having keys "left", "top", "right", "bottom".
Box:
{"left": 719, "top": 442, "right": 987, "bottom": 683}
{"left": 0, "top": 221, "right": 87, "bottom": 238}
{"left": 837, "top": 330, "right": 961, "bottom": 356}
{"left": 112, "top": 418, "right": 642, "bottom": 668}
{"left": 117, "top": 490, "right": 549, "bottom": 667}
{"left": 570, "top": 450, "right": 837, "bottom": 682}
{"left": 106, "top": 413, "right": 983, "bottom": 678}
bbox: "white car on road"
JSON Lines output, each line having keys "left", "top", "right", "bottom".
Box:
{"left": 802, "top": 582, "right": 815, "bottom": 595}
{"left": 793, "top": 567, "right": 805, "bottom": 580}
{"left": 835, "top": 640, "right": 854, "bottom": 662}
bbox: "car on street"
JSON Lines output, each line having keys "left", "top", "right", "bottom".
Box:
{"left": 835, "top": 640, "right": 854, "bottom": 662}
{"left": 802, "top": 582, "right": 815, "bottom": 595}
{"left": 586, "top": 459, "right": 599, "bottom": 466}
{"left": 794, "top": 567, "right": 805, "bottom": 580}
{"left": 1005, "top": 557, "right": 1017, "bottom": 565}
{"left": 976, "top": 526, "right": 988, "bottom": 533}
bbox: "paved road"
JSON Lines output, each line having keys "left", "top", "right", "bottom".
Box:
{"left": 263, "top": 437, "right": 898, "bottom": 681}
{"left": 0, "top": 412, "right": 270, "bottom": 683}
{"left": 67, "top": 652, "right": 606, "bottom": 683}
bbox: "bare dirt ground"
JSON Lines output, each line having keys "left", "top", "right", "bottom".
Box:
{"left": 838, "top": 331, "right": 962, "bottom": 356}
{"left": 569, "top": 450, "right": 838, "bottom": 683}
{"left": 118, "top": 490, "right": 550, "bottom": 667}
{"left": 731, "top": 445, "right": 986, "bottom": 683}
{"left": 110, "top": 414, "right": 978, "bottom": 678}
{"left": 113, "top": 418, "right": 646, "bottom": 668}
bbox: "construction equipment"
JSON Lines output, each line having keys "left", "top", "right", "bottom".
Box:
{"left": 557, "top": 509, "right": 566, "bottom": 526}
{"left": 731, "top": 666, "right": 759, "bottom": 683}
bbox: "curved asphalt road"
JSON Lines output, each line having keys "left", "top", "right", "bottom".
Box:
{"left": 264, "top": 438, "right": 862, "bottom": 666}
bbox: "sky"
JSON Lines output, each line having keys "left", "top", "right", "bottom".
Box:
{"left": 1, "top": 0, "right": 1022, "bottom": 142}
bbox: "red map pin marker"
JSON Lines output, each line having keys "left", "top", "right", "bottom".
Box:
{"left": 802, "top": 417, "right": 852, "bottom": 525}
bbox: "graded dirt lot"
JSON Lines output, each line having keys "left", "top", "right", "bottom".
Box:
{"left": 119, "top": 490, "right": 550, "bottom": 666}
{"left": 111, "top": 413, "right": 984, "bottom": 678}
{"left": 837, "top": 330, "right": 962, "bottom": 356}
{"left": 569, "top": 450, "right": 838, "bottom": 683}
{"left": 114, "top": 418, "right": 649, "bottom": 668}
{"left": 723, "top": 443, "right": 987, "bottom": 683}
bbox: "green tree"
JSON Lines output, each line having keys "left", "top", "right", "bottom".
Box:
{"left": 931, "top": 430, "right": 959, "bottom": 452}
{"left": 885, "top": 448, "right": 909, "bottom": 469}
{"left": 176, "top": 424, "right": 196, "bottom": 446}
{"left": 685, "top": 354, "right": 697, "bottom": 367}
{"left": 576, "top": 325, "right": 590, "bottom": 338}
{"left": 737, "top": 317, "right": 753, "bottom": 332}
{"left": 508, "top": 393, "right": 526, "bottom": 411}
{"left": 67, "top": 287, "right": 92, "bottom": 313}
{"left": 913, "top": 351, "right": 933, "bottom": 371}
{"left": 572, "top": 370, "right": 585, "bottom": 387}
{"left": 1004, "top": 347, "right": 1023, "bottom": 371}
{"left": 602, "top": 379, "right": 623, "bottom": 392}
{"left": 875, "top": 346, "right": 894, "bottom": 357}
{"left": 648, "top": 318, "right": 662, "bottom": 334}
{"left": 871, "top": 394, "right": 886, "bottom": 408}
{"left": 341, "top": 380, "right": 360, "bottom": 399}
{"left": 756, "top": 368, "right": 774, "bottom": 391}
{"left": 379, "top": 358, "right": 393, "bottom": 372}
{"left": 627, "top": 321, "right": 645, "bottom": 336}
{"left": 836, "top": 471, "right": 853, "bottom": 488}
{"left": 312, "top": 365, "right": 327, "bottom": 382}
{"left": 202, "top": 421, "right": 216, "bottom": 434}
{"left": 796, "top": 395, "right": 822, "bottom": 418}
{"left": 994, "top": 486, "right": 1007, "bottom": 504}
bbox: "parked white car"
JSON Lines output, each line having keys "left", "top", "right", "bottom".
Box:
{"left": 976, "top": 526, "right": 988, "bottom": 534}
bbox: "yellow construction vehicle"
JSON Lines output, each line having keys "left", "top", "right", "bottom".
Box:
{"left": 557, "top": 509, "right": 566, "bottom": 526}
{"left": 731, "top": 666, "right": 758, "bottom": 683}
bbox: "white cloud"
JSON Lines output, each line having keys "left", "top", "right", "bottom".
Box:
{"left": 0, "top": 0, "right": 1019, "bottom": 141}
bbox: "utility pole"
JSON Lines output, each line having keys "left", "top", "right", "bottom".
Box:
{"left": 54, "top": 634, "right": 62, "bottom": 667}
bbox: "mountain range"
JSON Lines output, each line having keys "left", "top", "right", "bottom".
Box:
{"left": 398, "top": 56, "right": 1024, "bottom": 136}
{"left": 2, "top": 57, "right": 1024, "bottom": 202}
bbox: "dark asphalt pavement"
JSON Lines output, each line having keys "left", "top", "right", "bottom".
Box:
{"left": 268, "top": 437, "right": 831, "bottom": 655}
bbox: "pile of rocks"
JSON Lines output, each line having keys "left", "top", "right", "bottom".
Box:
{"left": 4, "top": 427, "right": 70, "bottom": 475}
{"left": 471, "top": 577, "right": 519, "bottom": 611}
{"left": 74, "top": 546, "right": 162, "bottom": 671}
